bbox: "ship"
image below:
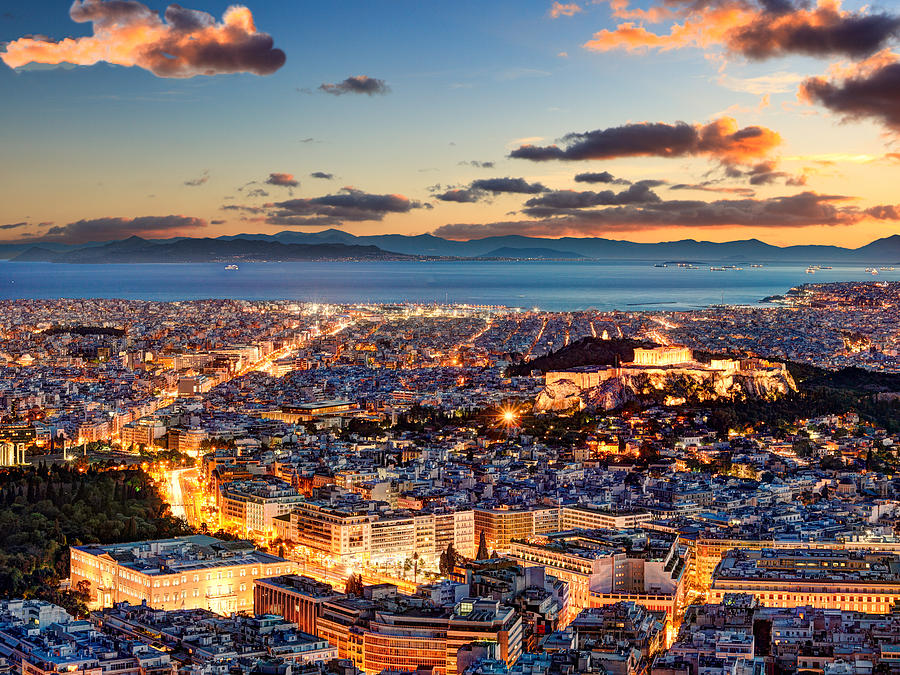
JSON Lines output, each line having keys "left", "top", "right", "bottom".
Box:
{"left": 806, "top": 267, "right": 816, "bottom": 274}
{"left": 225, "top": 264, "right": 239, "bottom": 270}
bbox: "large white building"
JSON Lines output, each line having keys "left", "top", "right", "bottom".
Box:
{"left": 70, "top": 535, "right": 296, "bottom": 614}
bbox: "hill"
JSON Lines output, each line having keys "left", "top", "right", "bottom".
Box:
{"left": 507, "top": 337, "right": 657, "bottom": 376}
{"left": 10, "top": 237, "right": 410, "bottom": 263}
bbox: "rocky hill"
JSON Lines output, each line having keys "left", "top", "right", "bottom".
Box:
{"left": 535, "top": 359, "right": 797, "bottom": 412}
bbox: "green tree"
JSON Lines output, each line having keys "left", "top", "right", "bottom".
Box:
{"left": 476, "top": 531, "right": 489, "bottom": 560}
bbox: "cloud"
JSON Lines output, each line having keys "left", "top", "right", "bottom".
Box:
{"left": 310, "top": 171, "right": 334, "bottom": 179}
{"left": 460, "top": 160, "right": 496, "bottom": 169}
{"left": 800, "top": 54, "right": 900, "bottom": 131}
{"left": 550, "top": 2, "right": 582, "bottom": 18}
{"left": 434, "top": 177, "right": 548, "bottom": 203}
{"left": 267, "top": 187, "right": 422, "bottom": 225}
{"left": 574, "top": 171, "right": 631, "bottom": 184}
{"left": 522, "top": 182, "right": 662, "bottom": 216}
{"left": 0, "top": 222, "right": 28, "bottom": 230}
{"left": 1, "top": 1, "right": 286, "bottom": 78}
{"left": 432, "top": 191, "right": 900, "bottom": 238}
{"left": 669, "top": 182, "right": 757, "bottom": 196}
{"left": 435, "top": 189, "right": 482, "bottom": 203}
{"left": 210, "top": 219, "right": 226, "bottom": 225}
{"left": 38, "top": 215, "right": 206, "bottom": 243}
{"left": 471, "top": 177, "right": 547, "bottom": 194}
{"left": 221, "top": 204, "right": 266, "bottom": 214}
{"left": 509, "top": 117, "right": 781, "bottom": 166}
{"left": 266, "top": 173, "right": 299, "bottom": 188}
{"left": 584, "top": 0, "right": 900, "bottom": 61}
{"left": 319, "top": 75, "right": 390, "bottom": 96}
{"left": 717, "top": 70, "right": 805, "bottom": 94}
{"left": 184, "top": 170, "right": 209, "bottom": 187}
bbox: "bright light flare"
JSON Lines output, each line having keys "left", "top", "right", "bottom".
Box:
{"left": 498, "top": 407, "right": 520, "bottom": 428}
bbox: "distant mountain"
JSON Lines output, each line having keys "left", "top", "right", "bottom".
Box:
{"left": 478, "top": 247, "right": 585, "bottom": 259}
{"left": 224, "top": 230, "right": 900, "bottom": 262}
{"left": 9, "top": 237, "right": 409, "bottom": 263}
{"left": 4, "top": 231, "right": 900, "bottom": 263}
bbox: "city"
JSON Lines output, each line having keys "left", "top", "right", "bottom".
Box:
{"left": 0, "top": 284, "right": 898, "bottom": 674}
{"left": 3, "top": 0, "right": 900, "bottom": 673}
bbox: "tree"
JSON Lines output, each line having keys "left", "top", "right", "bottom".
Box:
{"left": 476, "top": 531, "right": 489, "bottom": 560}
{"left": 439, "top": 544, "right": 457, "bottom": 576}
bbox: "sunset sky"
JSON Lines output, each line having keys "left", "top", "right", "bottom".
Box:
{"left": 1, "top": 0, "right": 898, "bottom": 246}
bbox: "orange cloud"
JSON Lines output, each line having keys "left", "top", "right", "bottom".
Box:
{"left": 1, "top": 1, "right": 285, "bottom": 78}
{"left": 509, "top": 116, "right": 781, "bottom": 166}
{"left": 550, "top": 2, "right": 583, "bottom": 18}
{"left": 585, "top": 0, "right": 900, "bottom": 60}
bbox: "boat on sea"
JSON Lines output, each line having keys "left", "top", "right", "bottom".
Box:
{"left": 710, "top": 266, "right": 726, "bottom": 271}
{"left": 866, "top": 268, "right": 879, "bottom": 275}
{"left": 225, "top": 264, "right": 239, "bottom": 270}
{"left": 806, "top": 267, "right": 816, "bottom": 274}
{"left": 750, "top": 264, "right": 763, "bottom": 268}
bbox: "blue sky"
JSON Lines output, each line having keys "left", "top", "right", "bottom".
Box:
{"left": 1, "top": 0, "right": 898, "bottom": 245}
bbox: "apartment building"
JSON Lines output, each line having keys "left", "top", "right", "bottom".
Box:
{"left": 509, "top": 528, "right": 689, "bottom": 624}
{"left": 709, "top": 548, "right": 900, "bottom": 613}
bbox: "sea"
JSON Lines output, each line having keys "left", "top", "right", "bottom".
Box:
{"left": 0, "top": 260, "right": 893, "bottom": 311}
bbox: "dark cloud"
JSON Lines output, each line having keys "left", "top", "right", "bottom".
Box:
{"left": 460, "top": 160, "right": 496, "bottom": 168}
{"left": 471, "top": 177, "right": 547, "bottom": 194}
{"left": 39, "top": 215, "right": 206, "bottom": 243}
{"left": 265, "top": 173, "right": 299, "bottom": 188}
{"left": 435, "top": 189, "right": 482, "bottom": 203}
{"left": 510, "top": 118, "right": 781, "bottom": 165}
{"left": 721, "top": 160, "right": 807, "bottom": 186}
{"left": 801, "top": 61, "right": 900, "bottom": 132}
{"left": 319, "top": 76, "right": 390, "bottom": 96}
{"left": 310, "top": 171, "right": 334, "bottom": 180}
{"left": 432, "top": 191, "right": 900, "bottom": 239}
{"left": 522, "top": 182, "right": 662, "bottom": 216}
{"left": 184, "top": 170, "right": 209, "bottom": 187}
{"left": 585, "top": 0, "right": 900, "bottom": 61}
{"left": 2, "top": 1, "right": 286, "bottom": 78}
{"left": 0, "top": 222, "right": 28, "bottom": 230}
{"left": 729, "top": 7, "right": 900, "bottom": 60}
{"left": 210, "top": 219, "right": 226, "bottom": 225}
{"left": 221, "top": 204, "right": 266, "bottom": 214}
{"left": 434, "top": 177, "right": 548, "bottom": 203}
{"left": 268, "top": 187, "right": 422, "bottom": 223}
{"left": 246, "top": 188, "right": 269, "bottom": 198}
{"left": 574, "top": 171, "right": 631, "bottom": 184}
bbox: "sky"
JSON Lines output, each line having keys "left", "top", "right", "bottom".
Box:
{"left": 0, "top": 0, "right": 899, "bottom": 247}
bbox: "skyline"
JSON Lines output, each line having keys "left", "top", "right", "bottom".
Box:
{"left": 1, "top": 0, "right": 899, "bottom": 247}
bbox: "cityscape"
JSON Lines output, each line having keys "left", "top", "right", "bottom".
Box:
{"left": 3, "top": 1, "right": 900, "bottom": 675}
{"left": 0, "top": 283, "right": 896, "bottom": 675}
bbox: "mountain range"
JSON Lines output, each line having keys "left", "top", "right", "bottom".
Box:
{"left": 2, "top": 230, "right": 900, "bottom": 263}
